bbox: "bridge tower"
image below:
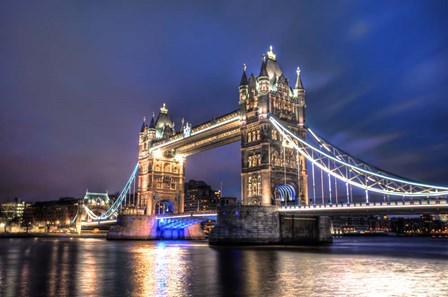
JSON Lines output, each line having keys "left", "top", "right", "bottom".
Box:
{"left": 137, "top": 104, "right": 186, "bottom": 215}
{"left": 239, "top": 47, "right": 308, "bottom": 206}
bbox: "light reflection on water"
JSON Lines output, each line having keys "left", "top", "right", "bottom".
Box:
{"left": 0, "top": 237, "right": 447, "bottom": 296}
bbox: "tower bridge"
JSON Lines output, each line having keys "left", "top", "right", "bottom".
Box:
{"left": 135, "top": 46, "right": 308, "bottom": 218}
{"left": 105, "top": 47, "right": 448, "bottom": 243}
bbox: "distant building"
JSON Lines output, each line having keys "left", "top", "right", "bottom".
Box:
{"left": 219, "top": 197, "right": 238, "bottom": 207}
{"left": 0, "top": 198, "right": 30, "bottom": 224}
{"left": 184, "top": 180, "right": 220, "bottom": 211}
{"left": 332, "top": 214, "right": 448, "bottom": 235}
{"left": 23, "top": 197, "right": 81, "bottom": 228}
{"left": 332, "top": 216, "right": 389, "bottom": 234}
{"left": 83, "top": 191, "right": 111, "bottom": 206}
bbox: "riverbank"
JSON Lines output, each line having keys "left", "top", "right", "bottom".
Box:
{"left": 0, "top": 232, "right": 106, "bottom": 239}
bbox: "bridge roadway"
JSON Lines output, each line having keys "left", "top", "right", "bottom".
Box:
{"left": 279, "top": 199, "right": 448, "bottom": 216}
{"left": 155, "top": 199, "right": 448, "bottom": 224}
{"left": 88, "top": 200, "right": 448, "bottom": 228}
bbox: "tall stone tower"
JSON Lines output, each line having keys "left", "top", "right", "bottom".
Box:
{"left": 239, "top": 47, "right": 308, "bottom": 206}
{"left": 137, "top": 104, "right": 186, "bottom": 215}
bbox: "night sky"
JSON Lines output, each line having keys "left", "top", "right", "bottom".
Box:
{"left": 1, "top": 1, "right": 447, "bottom": 202}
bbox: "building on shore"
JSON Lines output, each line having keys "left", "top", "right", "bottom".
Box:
{"left": 22, "top": 197, "right": 82, "bottom": 232}
{"left": 332, "top": 214, "right": 448, "bottom": 236}
{"left": 184, "top": 180, "right": 221, "bottom": 212}
{"left": 0, "top": 198, "right": 30, "bottom": 225}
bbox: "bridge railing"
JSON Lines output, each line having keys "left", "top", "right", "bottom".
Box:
{"left": 279, "top": 199, "right": 448, "bottom": 210}
{"left": 155, "top": 210, "right": 218, "bottom": 219}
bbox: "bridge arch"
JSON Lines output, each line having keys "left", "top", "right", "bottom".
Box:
{"left": 154, "top": 199, "right": 175, "bottom": 215}
{"left": 274, "top": 184, "right": 297, "bottom": 205}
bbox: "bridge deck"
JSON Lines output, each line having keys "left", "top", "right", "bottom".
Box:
{"left": 279, "top": 200, "right": 448, "bottom": 216}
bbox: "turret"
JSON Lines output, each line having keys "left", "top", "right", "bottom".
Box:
{"left": 148, "top": 112, "right": 156, "bottom": 140}
{"left": 239, "top": 64, "right": 249, "bottom": 103}
{"left": 294, "top": 67, "right": 306, "bottom": 129}
{"left": 140, "top": 116, "right": 147, "bottom": 133}
{"left": 155, "top": 103, "right": 175, "bottom": 139}
{"left": 139, "top": 116, "right": 150, "bottom": 158}
{"left": 258, "top": 55, "right": 270, "bottom": 95}
{"left": 294, "top": 67, "right": 304, "bottom": 94}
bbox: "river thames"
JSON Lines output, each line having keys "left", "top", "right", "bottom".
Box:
{"left": 1, "top": 237, "right": 447, "bottom": 297}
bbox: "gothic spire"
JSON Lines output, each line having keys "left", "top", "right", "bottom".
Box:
{"left": 240, "top": 64, "right": 248, "bottom": 86}
{"left": 140, "top": 116, "right": 146, "bottom": 132}
{"left": 149, "top": 112, "right": 155, "bottom": 129}
{"left": 295, "top": 67, "right": 304, "bottom": 89}
{"left": 259, "top": 54, "right": 268, "bottom": 77}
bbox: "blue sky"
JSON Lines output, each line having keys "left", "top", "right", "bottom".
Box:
{"left": 1, "top": 1, "right": 447, "bottom": 201}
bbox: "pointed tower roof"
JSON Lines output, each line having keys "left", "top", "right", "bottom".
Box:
{"left": 140, "top": 116, "right": 146, "bottom": 132}
{"left": 240, "top": 64, "right": 248, "bottom": 86}
{"left": 155, "top": 103, "right": 174, "bottom": 130}
{"left": 259, "top": 54, "right": 268, "bottom": 77}
{"left": 295, "top": 67, "right": 304, "bottom": 89}
{"left": 265, "top": 46, "right": 283, "bottom": 80}
{"left": 149, "top": 112, "right": 155, "bottom": 129}
{"left": 248, "top": 73, "right": 256, "bottom": 89}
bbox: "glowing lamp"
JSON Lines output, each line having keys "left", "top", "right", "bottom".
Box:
{"left": 153, "top": 150, "right": 162, "bottom": 159}
{"left": 175, "top": 154, "right": 184, "bottom": 162}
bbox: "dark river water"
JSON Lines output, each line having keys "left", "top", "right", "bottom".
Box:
{"left": 1, "top": 237, "right": 447, "bottom": 297}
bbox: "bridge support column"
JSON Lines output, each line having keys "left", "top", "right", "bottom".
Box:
{"left": 107, "top": 214, "right": 158, "bottom": 240}
{"left": 184, "top": 223, "right": 206, "bottom": 240}
{"left": 261, "top": 170, "right": 272, "bottom": 206}
{"left": 279, "top": 214, "right": 332, "bottom": 244}
{"left": 209, "top": 205, "right": 332, "bottom": 245}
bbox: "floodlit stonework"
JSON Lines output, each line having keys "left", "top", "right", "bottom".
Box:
{"left": 136, "top": 47, "right": 308, "bottom": 215}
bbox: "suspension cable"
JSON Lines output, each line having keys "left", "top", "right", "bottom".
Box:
{"left": 269, "top": 116, "right": 448, "bottom": 197}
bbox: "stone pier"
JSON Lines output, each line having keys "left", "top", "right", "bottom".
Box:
{"left": 107, "top": 215, "right": 158, "bottom": 240}
{"left": 107, "top": 214, "right": 206, "bottom": 240}
{"left": 209, "top": 205, "right": 332, "bottom": 245}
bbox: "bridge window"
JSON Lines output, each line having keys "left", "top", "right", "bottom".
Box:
{"left": 248, "top": 129, "right": 260, "bottom": 143}
{"left": 248, "top": 175, "right": 262, "bottom": 197}
{"left": 271, "top": 151, "right": 280, "bottom": 166}
{"left": 173, "top": 166, "right": 179, "bottom": 173}
{"left": 248, "top": 154, "right": 261, "bottom": 167}
{"left": 164, "top": 163, "right": 171, "bottom": 172}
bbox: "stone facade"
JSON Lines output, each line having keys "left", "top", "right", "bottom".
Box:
{"left": 136, "top": 47, "right": 308, "bottom": 216}
{"left": 239, "top": 47, "right": 308, "bottom": 206}
{"left": 209, "top": 205, "right": 280, "bottom": 244}
{"left": 137, "top": 104, "right": 186, "bottom": 215}
{"left": 279, "top": 214, "right": 332, "bottom": 244}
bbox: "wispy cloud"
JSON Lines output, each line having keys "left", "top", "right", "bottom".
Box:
{"left": 356, "top": 95, "right": 424, "bottom": 129}
{"left": 331, "top": 131, "right": 403, "bottom": 157}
